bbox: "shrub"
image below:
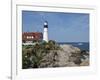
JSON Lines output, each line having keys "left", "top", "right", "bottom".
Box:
{"left": 22, "top": 40, "right": 61, "bottom": 68}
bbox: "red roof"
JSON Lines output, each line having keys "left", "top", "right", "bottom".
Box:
{"left": 22, "top": 32, "right": 43, "bottom": 42}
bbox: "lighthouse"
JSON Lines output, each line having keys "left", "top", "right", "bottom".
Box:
{"left": 43, "top": 21, "right": 48, "bottom": 42}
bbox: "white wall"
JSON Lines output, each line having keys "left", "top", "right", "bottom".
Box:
{"left": 0, "top": 0, "right": 99, "bottom": 80}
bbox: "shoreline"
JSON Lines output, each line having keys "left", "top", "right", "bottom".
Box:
{"left": 22, "top": 42, "right": 89, "bottom": 68}
{"left": 58, "top": 42, "right": 89, "bottom": 52}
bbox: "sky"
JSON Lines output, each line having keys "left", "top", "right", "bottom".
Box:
{"left": 22, "top": 11, "right": 89, "bottom": 42}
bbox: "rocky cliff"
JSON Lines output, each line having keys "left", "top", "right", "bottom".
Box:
{"left": 39, "top": 44, "right": 89, "bottom": 68}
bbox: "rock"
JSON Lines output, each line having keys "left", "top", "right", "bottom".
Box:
{"left": 60, "top": 44, "right": 81, "bottom": 53}
{"left": 55, "top": 50, "right": 70, "bottom": 67}
{"left": 39, "top": 44, "right": 89, "bottom": 68}
{"left": 80, "top": 57, "right": 89, "bottom": 66}
{"left": 66, "top": 62, "right": 78, "bottom": 66}
{"left": 80, "top": 60, "right": 89, "bottom": 66}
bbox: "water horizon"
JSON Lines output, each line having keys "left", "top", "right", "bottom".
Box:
{"left": 57, "top": 42, "right": 89, "bottom": 51}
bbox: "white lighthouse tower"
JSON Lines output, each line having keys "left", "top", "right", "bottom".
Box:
{"left": 43, "top": 21, "right": 48, "bottom": 42}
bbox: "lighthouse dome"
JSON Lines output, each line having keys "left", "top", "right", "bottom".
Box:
{"left": 44, "top": 21, "right": 48, "bottom": 25}
{"left": 44, "top": 21, "right": 48, "bottom": 28}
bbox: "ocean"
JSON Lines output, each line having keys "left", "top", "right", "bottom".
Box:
{"left": 58, "top": 42, "right": 89, "bottom": 51}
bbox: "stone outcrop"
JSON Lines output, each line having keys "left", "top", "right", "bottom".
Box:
{"left": 39, "top": 44, "right": 89, "bottom": 68}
